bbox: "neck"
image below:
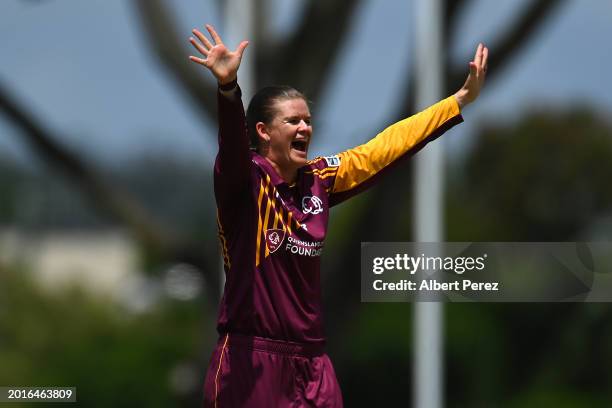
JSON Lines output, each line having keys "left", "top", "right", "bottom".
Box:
{"left": 264, "top": 157, "right": 298, "bottom": 184}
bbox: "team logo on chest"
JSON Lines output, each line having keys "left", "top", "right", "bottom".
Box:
{"left": 265, "top": 229, "right": 286, "bottom": 253}
{"left": 302, "top": 195, "right": 323, "bottom": 215}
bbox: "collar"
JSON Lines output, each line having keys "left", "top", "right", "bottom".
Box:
{"left": 250, "top": 152, "right": 308, "bottom": 187}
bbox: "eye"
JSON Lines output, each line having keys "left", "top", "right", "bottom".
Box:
{"left": 284, "top": 118, "right": 312, "bottom": 126}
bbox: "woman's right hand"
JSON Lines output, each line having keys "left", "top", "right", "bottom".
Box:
{"left": 188, "top": 24, "right": 249, "bottom": 85}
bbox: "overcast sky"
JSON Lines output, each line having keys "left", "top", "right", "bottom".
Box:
{"left": 1, "top": 0, "right": 611, "bottom": 166}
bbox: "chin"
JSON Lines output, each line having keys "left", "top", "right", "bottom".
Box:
{"left": 290, "top": 151, "right": 309, "bottom": 166}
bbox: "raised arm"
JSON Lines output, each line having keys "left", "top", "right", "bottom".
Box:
{"left": 326, "top": 44, "right": 489, "bottom": 206}
{"left": 188, "top": 24, "right": 251, "bottom": 206}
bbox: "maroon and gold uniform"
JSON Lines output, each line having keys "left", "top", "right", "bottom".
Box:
{"left": 203, "top": 85, "right": 462, "bottom": 407}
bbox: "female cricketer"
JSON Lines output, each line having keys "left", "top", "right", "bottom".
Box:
{"left": 188, "top": 24, "right": 488, "bottom": 407}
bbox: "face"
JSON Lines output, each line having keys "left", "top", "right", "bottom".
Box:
{"left": 258, "top": 98, "right": 313, "bottom": 174}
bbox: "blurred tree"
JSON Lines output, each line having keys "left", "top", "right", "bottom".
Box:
{"left": 0, "top": 154, "right": 26, "bottom": 223}
{"left": 0, "top": 154, "right": 215, "bottom": 233}
{"left": 442, "top": 109, "right": 612, "bottom": 405}
{"left": 6, "top": 1, "right": 612, "bottom": 406}
{"left": 448, "top": 108, "right": 612, "bottom": 241}
{"left": 0, "top": 0, "right": 568, "bottom": 307}
{"left": 0, "top": 83, "right": 198, "bottom": 273}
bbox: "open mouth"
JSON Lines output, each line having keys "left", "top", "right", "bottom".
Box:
{"left": 291, "top": 140, "right": 308, "bottom": 152}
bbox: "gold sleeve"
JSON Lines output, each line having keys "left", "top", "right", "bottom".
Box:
{"left": 333, "top": 96, "right": 462, "bottom": 194}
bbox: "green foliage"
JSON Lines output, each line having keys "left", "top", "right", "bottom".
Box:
{"left": 0, "top": 266, "right": 212, "bottom": 407}
{"left": 441, "top": 108, "right": 612, "bottom": 406}
{"left": 448, "top": 108, "right": 612, "bottom": 241}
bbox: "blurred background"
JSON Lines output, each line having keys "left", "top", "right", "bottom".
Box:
{"left": 1, "top": 0, "right": 612, "bottom": 406}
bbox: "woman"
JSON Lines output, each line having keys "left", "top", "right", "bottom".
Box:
{"left": 189, "top": 24, "right": 487, "bottom": 407}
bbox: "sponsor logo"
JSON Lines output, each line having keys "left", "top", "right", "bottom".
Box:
{"left": 302, "top": 195, "right": 323, "bottom": 215}
{"left": 285, "top": 236, "right": 324, "bottom": 257}
{"left": 265, "top": 229, "right": 286, "bottom": 253}
{"left": 324, "top": 155, "right": 341, "bottom": 167}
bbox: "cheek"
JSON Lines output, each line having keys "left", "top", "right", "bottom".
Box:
{"left": 269, "top": 135, "right": 291, "bottom": 155}
{"left": 272, "top": 133, "right": 292, "bottom": 147}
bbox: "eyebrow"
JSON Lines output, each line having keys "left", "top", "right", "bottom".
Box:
{"left": 282, "top": 115, "right": 311, "bottom": 121}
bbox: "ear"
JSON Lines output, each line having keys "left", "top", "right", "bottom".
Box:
{"left": 255, "top": 122, "right": 270, "bottom": 145}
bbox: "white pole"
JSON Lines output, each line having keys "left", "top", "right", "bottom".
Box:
{"left": 225, "top": 0, "right": 255, "bottom": 101}
{"left": 221, "top": 0, "right": 255, "bottom": 293}
{"left": 412, "top": 0, "right": 444, "bottom": 408}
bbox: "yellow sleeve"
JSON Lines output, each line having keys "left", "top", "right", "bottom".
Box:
{"left": 332, "top": 96, "right": 462, "bottom": 198}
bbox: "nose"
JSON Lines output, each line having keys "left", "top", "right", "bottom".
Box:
{"left": 297, "top": 120, "right": 311, "bottom": 131}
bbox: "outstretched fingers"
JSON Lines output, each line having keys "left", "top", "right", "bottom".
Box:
{"left": 235, "top": 40, "right": 249, "bottom": 57}
{"left": 482, "top": 46, "right": 489, "bottom": 73}
{"left": 473, "top": 43, "right": 483, "bottom": 68}
{"left": 187, "top": 23, "right": 248, "bottom": 83}
{"left": 468, "top": 61, "right": 477, "bottom": 78}
{"left": 189, "top": 36, "right": 209, "bottom": 57}
{"left": 206, "top": 24, "right": 223, "bottom": 45}
{"left": 472, "top": 43, "right": 489, "bottom": 79}
{"left": 455, "top": 42, "right": 489, "bottom": 108}
{"left": 192, "top": 29, "right": 213, "bottom": 50}
{"left": 188, "top": 55, "right": 208, "bottom": 66}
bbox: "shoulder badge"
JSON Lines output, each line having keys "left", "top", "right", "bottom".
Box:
{"left": 323, "top": 155, "right": 341, "bottom": 167}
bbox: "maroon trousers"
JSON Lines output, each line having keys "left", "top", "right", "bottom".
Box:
{"left": 203, "top": 334, "right": 343, "bottom": 407}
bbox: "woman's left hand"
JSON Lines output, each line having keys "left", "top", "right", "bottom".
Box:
{"left": 454, "top": 43, "right": 489, "bottom": 109}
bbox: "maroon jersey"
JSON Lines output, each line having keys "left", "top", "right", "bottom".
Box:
{"left": 214, "top": 86, "right": 463, "bottom": 344}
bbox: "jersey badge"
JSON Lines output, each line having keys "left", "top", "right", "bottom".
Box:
{"left": 302, "top": 195, "right": 324, "bottom": 215}
{"left": 324, "top": 155, "right": 341, "bottom": 167}
{"left": 265, "top": 229, "right": 286, "bottom": 253}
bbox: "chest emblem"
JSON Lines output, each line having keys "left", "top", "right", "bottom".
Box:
{"left": 302, "top": 195, "right": 323, "bottom": 215}
{"left": 265, "top": 229, "right": 286, "bottom": 253}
